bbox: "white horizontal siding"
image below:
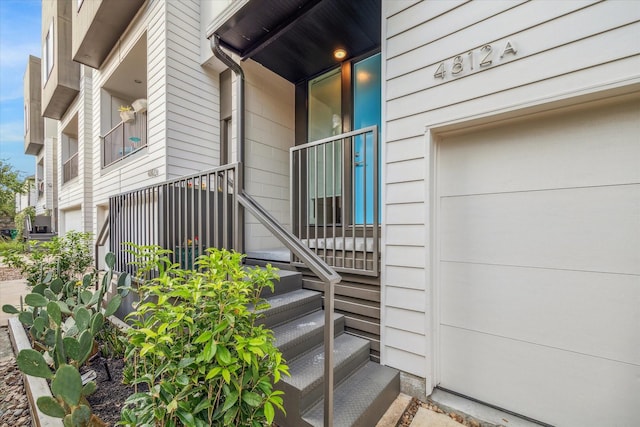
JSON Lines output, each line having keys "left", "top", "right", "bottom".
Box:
{"left": 386, "top": 54, "right": 640, "bottom": 143}
{"left": 381, "top": 0, "right": 640, "bottom": 383}
{"left": 57, "top": 99, "right": 84, "bottom": 212}
{"left": 384, "top": 0, "right": 422, "bottom": 19}
{"left": 92, "top": 0, "right": 167, "bottom": 210}
{"left": 242, "top": 59, "right": 295, "bottom": 252}
{"left": 387, "top": 21, "right": 640, "bottom": 121}
{"left": 386, "top": 0, "right": 466, "bottom": 39}
{"left": 165, "top": 0, "right": 219, "bottom": 178}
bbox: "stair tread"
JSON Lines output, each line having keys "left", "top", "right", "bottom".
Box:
{"left": 284, "top": 333, "right": 369, "bottom": 392}
{"left": 258, "top": 288, "right": 322, "bottom": 328}
{"left": 274, "top": 269, "right": 302, "bottom": 280}
{"left": 262, "top": 288, "right": 319, "bottom": 310}
{"left": 302, "top": 361, "right": 400, "bottom": 427}
{"left": 273, "top": 310, "right": 342, "bottom": 349}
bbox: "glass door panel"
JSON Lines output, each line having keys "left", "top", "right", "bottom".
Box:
{"left": 308, "top": 68, "right": 342, "bottom": 225}
{"left": 353, "top": 53, "right": 381, "bottom": 224}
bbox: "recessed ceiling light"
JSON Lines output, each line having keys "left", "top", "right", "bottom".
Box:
{"left": 333, "top": 48, "right": 347, "bottom": 60}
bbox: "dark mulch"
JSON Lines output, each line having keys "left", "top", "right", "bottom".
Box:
{"left": 85, "top": 356, "right": 136, "bottom": 426}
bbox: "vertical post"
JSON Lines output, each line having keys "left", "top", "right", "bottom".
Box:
{"left": 290, "top": 150, "right": 295, "bottom": 262}
{"left": 322, "top": 143, "right": 327, "bottom": 262}
{"left": 373, "top": 127, "right": 379, "bottom": 274}
{"left": 323, "top": 278, "right": 334, "bottom": 427}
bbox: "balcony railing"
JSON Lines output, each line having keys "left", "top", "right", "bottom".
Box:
{"left": 102, "top": 112, "right": 147, "bottom": 167}
{"left": 63, "top": 152, "right": 78, "bottom": 183}
{"left": 290, "top": 126, "right": 380, "bottom": 276}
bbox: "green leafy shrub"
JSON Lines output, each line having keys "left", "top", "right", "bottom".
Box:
{"left": 1, "top": 230, "right": 94, "bottom": 287}
{"left": 3, "top": 252, "right": 130, "bottom": 426}
{"left": 0, "top": 238, "right": 26, "bottom": 253}
{"left": 15, "top": 205, "right": 35, "bottom": 239}
{"left": 119, "top": 245, "right": 289, "bottom": 426}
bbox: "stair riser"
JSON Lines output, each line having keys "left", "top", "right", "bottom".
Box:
{"left": 260, "top": 271, "right": 303, "bottom": 297}
{"left": 258, "top": 296, "right": 322, "bottom": 328}
{"left": 352, "top": 372, "right": 400, "bottom": 427}
{"left": 278, "top": 316, "right": 345, "bottom": 362}
{"left": 299, "top": 343, "right": 370, "bottom": 414}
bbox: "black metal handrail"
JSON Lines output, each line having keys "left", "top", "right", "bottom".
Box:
{"left": 95, "top": 214, "right": 109, "bottom": 271}
{"left": 238, "top": 191, "right": 340, "bottom": 425}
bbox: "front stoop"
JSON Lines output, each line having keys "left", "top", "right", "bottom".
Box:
{"left": 259, "top": 269, "right": 400, "bottom": 427}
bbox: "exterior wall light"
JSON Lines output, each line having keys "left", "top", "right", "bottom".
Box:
{"left": 333, "top": 48, "right": 347, "bottom": 60}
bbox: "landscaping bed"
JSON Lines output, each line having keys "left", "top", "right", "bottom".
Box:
{"left": 3, "top": 240, "right": 288, "bottom": 426}
{"left": 84, "top": 354, "right": 133, "bottom": 425}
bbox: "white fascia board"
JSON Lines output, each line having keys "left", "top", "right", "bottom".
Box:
{"left": 206, "top": 0, "right": 251, "bottom": 40}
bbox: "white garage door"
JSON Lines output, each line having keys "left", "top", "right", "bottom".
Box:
{"left": 61, "top": 208, "right": 82, "bottom": 235}
{"left": 436, "top": 96, "right": 640, "bottom": 427}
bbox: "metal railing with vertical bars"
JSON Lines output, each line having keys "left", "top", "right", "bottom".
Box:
{"left": 108, "top": 163, "right": 240, "bottom": 274}
{"left": 63, "top": 152, "right": 78, "bottom": 183}
{"left": 290, "top": 125, "right": 380, "bottom": 276}
{"left": 105, "top": 159, "right": 343, "bottom": 426}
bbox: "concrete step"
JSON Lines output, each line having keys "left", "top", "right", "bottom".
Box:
{"left": 273, "top": 310, "right": 345, "bottom": 362}
{"left": 302, "top": 361, "right": 400, "bottom": 427}
{"left": 257, "top": 288, "right": 322, "bottom": 328}
{"left": 27, "top": 232, "right": 56, "bottom": 242}
{"left": 275, "top": 333, "right": 371, "bottom": 426}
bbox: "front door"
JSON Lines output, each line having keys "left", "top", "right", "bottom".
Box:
{"left": 353, "top": 53, "right": 381, "bottom": 224}
{"left": 306, "top": 52, "right": 381, "bottom": 226}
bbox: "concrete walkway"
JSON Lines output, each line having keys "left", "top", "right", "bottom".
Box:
{"left": 410, "top": 407, "right": 466, "bottom": 427}
{"left": 0, "top": 279, "right": 30, "bottom": 327}
{"left": 377, "top": 393, "right": 465, "bottom": 427}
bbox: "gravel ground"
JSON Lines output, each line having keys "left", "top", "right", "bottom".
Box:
{"left": 397, "top": 397, "right": 484, "bottom": 427}
{"left": 0, "top": 330, "right": 32, "bottom": 427}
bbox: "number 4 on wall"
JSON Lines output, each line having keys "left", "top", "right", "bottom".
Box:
{"left": 434, "top": 40, "right": 517, "bottom": 80}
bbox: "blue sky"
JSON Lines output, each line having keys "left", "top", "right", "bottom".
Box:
{"left": 0, "top": 0, "right": 41, "bottom": 178}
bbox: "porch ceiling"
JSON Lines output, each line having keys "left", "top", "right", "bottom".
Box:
{"left": 214, "top": 0, "right": 380, "bottom": 83}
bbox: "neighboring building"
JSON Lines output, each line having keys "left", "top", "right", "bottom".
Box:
{"left": 23, "top": 55, "right": 57, "bottom": 235}
{"left": 25, "top": 1, "right": 639, "bottom": 426}
{"left": 14, "top": 176, "right": 37, "bottom": 215}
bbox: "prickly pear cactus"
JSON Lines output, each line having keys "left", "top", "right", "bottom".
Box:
{"left": 8, "top": 252, "right": 130, "bottom": 427}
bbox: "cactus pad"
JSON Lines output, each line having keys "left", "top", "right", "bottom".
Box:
{"left": 51, "top": 365, "right": 82, "bottom": 407}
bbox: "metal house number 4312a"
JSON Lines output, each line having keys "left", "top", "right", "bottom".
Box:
{"left": 434, "top": 40, "right": 517, "bottom": 79}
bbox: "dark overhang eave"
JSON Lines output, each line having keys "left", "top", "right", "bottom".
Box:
{"left": 213, "top": 0, "right": 381, "bottom": 84}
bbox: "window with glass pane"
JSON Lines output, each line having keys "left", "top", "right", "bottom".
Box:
{"left": 308, "top": 68, "right": 342, "bottom": 225}
{"left": 44, "top": 21, "right": 54, "bottom": 81}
